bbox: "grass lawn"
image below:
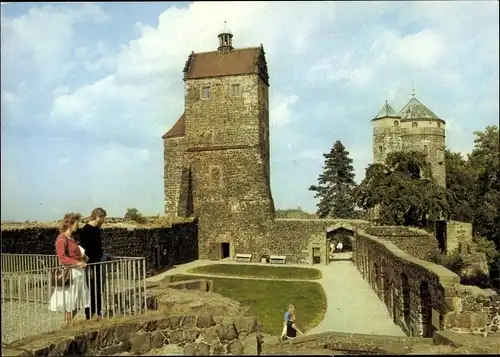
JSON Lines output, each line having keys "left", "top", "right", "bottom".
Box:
{"left": 187, "top": 264, "right": 322, "bottom": 280}
{"left": 170, "top": 274, "right": 327, "bottom": 335}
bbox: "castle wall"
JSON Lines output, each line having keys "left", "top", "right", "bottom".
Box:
{"left": 184, "top": 74, "right": 262, "bottom": 148}
{"left": 187, "top": 147, "right": 274, "bottom": 259}
{"left": 164, "top": 137, "right": 187, "bottom": 216}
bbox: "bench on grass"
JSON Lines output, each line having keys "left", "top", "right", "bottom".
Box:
{"left": 269, "top": 255, "right": 287, "bottom": 264}
{"left": 235, "top": 253, "right": 252, "bottom": 263}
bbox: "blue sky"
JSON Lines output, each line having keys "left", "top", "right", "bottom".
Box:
{"left": 1, "top": 1, "right": 498, "bottom": 221}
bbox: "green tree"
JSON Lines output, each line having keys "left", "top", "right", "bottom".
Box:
{"left": 124, "top": 207, "right": 146, "bottom": 224}
{"left": 468, "top": 125, "right": 500, "bottom": 248}
{"left": 445, "top": 149, "right": 475, "bottom": 222}
{"left": 354, "top": 151, "right": 451, "bottom": 226}
{"left": 309, "top": 140, "right": 356, "bottom": 218}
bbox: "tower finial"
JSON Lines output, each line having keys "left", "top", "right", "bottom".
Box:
{"left": 411, "top": 82, "right": 416, "bottom": 97}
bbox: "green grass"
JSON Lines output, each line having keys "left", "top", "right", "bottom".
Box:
{"left": 170, "top": 274, "right": 327, "bottom": 335}
{"left": 187, "top": 264, "right": 322, "bottom": 280}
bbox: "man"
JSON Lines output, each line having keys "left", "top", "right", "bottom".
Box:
{"left": 79, "top": 207, "right": 107, "bottom": 320}
{"left": 281, "top": 304, "right": 294, "bottom": 339}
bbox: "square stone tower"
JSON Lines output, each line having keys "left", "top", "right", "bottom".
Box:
{"left": 162, "top": 24, "right": 275, "bottom": 259}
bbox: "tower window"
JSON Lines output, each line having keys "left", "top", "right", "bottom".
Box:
{"left": 201, "top": 86, "right": 211, "bottom": 100}
{"left": 394, "top": 120, "right": 399, "bottom": 126}
{"left": 230, "top": 84, "right": 242, "bottom": 97}
{"left": 423, "top": 145, "right": 428, "bottom": 154}
{"left": 209, "top": 166, "right": 223, "bottom": 189}
{"left": 379, "top": 146, "right": 383, "bottom": 153}
{"left": 412, "top": 122, "right": 418, "bottom": 128}
{"left": 437, "top": 122, "right": 441, "bottom": 128}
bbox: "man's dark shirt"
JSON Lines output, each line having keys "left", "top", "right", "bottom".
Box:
{"left": 79, "top": 224, "right": 103, "bottom": 264}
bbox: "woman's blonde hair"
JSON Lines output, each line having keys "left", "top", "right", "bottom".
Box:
{"left": 59, "top": 212, "right": 82, "bottom": 233}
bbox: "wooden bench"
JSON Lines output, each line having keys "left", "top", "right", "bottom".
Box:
{"left": 269, "top": 255, "right": 287, "bottom": 264}
{"left": 235, "top": 253, "right": 252, "bottom": 263}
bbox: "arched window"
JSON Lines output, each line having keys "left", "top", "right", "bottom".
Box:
{"left": 412, "top": 122, "right": 418, "bottom": 128}
{"left": 437, "top": 122, "right": 441, "bottom": 128}
{"left": 394, "top": 120, "right": 399, "bottom": 126}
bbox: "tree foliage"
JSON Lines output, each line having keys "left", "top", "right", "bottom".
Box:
{"left": 124, "top": 207, "right": 146, "bottom": 224}
{"left": 354, "top": 151, "right": 451, "bottom": 226}
{"left": 445, "top": 149, "right": 475, "bottom": 222}
{"left": 468, "top": 125, "right": 500, "bottom": 247}
{"left": 309, "top": 140, "right": 356, "bottom": 218}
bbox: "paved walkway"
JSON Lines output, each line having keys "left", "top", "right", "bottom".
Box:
{"left": 147, "top": 256, "right": 404, "bottom": 336}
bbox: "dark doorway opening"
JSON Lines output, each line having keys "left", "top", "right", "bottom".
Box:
{"left": 221, "top": 242, "right": 230, "bottom": 259}
{"left": 435, "top": 220, "right": 447, "bottom": 253}
{"left": 313, "top": 248, "right": 321, "bottom": 264}
{"left": 420, "top": 281, "right": 435, "bottom": 338}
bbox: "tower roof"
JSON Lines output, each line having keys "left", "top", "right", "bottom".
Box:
{"left": 162, "top": 113, "right": 185, "bottom": 139}
{"left": 374, "top": 100, "right": 398, "bottom": 119}
{"left": 219, "top": 21, "right": 232, "bottom": 35}
{"left": 397, "top": 97, "right": 440, "bottom": 120}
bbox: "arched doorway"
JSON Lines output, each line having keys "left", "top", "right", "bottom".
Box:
{"left": 401, "top": 272, "right": 411, "bottom": 328}
{"left": 373, "top": 263, "right": 379, "bottom": 292}
{"left": 420, "top": 281, "right": 434, "bottom": 337}
{"left": 326, "top": 223, "right": 356, "bottom": 263}
{"left": 380, "top": 260, "right": 390, "bottom": 309}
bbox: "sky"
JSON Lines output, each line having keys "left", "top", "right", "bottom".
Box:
{"left": 1, "top": 1, "right": 499, "bottom": 221}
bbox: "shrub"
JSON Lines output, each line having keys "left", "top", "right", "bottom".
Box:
{"left": 124, "top": 208, "right": 146, "bottom": 224}
{"left": 428, "top": 248, "right": 466, "bottom": 275}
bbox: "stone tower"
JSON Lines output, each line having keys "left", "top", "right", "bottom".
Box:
{"left": 162, "top": 24, "right": 275, "bottom": 259}
{"left": 371, "top": 93, "right": 446, "bottom": 187}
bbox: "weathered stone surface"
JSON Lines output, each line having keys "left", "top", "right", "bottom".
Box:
{"left": 183, "top": 343, "right": 196, "bottom": 356}
{"left": 227, "top": 339, "right": 244, "bottom": 356}
{"left": 181, "top": 315, "right": 197, "bottom": 329}
{"left": 233, "top": 316, "right": 259, "bottom": 335}
{"left": 101, "top": 342, "right": 129, "bottom": 355}
{"left": 168, "top": 330, "right": 185, "bottom": 344}
{"left": 129, "top": 333, "right": 151, "bottom": 353}
{"left": 196, "top": 313, "right": 215, "bottom": 329}
{"left": 202, "top": 326, "right": 219, "bottom": 345}
{"left": 216, "top": 320, "right": 238, "bottom": 342}
{"left": 195, "top": 342, "right": 210, "bottom": 356}
{"left": 151, "top": 332, "right": 166, "bottom": 349}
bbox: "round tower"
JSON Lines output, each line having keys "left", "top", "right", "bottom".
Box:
{"left": 397, "top": 93, "right": 446, "bottom": 188}
{"left": 371, "top": 100, "right": 403, "bottom": 165}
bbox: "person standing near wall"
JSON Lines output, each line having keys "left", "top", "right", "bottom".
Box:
{"left": 79, "top": 207, "right": 107, "bottom": 319}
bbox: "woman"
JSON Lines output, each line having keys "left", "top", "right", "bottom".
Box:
{"left": 49, "top": 212, "right": 90, "bottom": 325}
{"left": 285, "top": 311, "right": 304, "bottom": 340}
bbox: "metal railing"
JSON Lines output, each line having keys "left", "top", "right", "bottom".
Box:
{"left": 1, "top": 255, "right": 148, "bottom": 344}
{"left": 1, "top": 254, "right": 60, "bottom": 273}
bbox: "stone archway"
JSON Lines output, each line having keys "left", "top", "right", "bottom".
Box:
{"left": 326, "top": 222, "right": 356, "bottom": 263}
{"left": 380, "top": 260, "right": 390, "bottom": 309}
{"left": 419, "top": 280, "right": 434, "bottom": 338}
{"left": 401, "top": 272, "right": 411, "bottom": 328}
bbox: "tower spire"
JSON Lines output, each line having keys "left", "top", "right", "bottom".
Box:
{"left": 411, "top": 82, "right": 416, "bottom": 97}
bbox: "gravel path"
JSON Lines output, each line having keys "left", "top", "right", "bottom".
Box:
{"left": 148, "top": 256, "right": 405, "bottom": 336}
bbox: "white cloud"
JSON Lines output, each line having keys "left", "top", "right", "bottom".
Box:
{"left": 270, "top": 95, "right": 300, "bottom": 128}
{"left": 1, "top": 1, "right": 498, "bottom": 218}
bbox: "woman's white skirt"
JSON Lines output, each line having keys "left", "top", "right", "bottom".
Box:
{"left": 49, "top": 267, "right": 90, "bottom": 313}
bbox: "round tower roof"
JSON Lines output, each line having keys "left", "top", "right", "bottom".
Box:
{"left": 219, "top": 20, "right": 232, "bottom": 35}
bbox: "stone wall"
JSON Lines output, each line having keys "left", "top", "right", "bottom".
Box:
{"left": 354, "top": 229, "right": 500, "bottom": 338}
{"left": 446, "top": 221, "right": 473, "bottom": 254}
{"left": 2, "top": 313, "right": 263, "bottom": 356}
{"left": 363, "top": 226, "right": 438, "bottom": 261}
{"left": 0, "top": 219, "right": 199, "bottom": 276}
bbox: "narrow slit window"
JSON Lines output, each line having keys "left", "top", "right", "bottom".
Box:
{"left": 209, "top": 166, "right": 223, "bottom": 189}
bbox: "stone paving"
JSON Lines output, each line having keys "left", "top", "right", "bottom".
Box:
{"left": 147, "top": 255, "right": 405, "bottom": 337}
